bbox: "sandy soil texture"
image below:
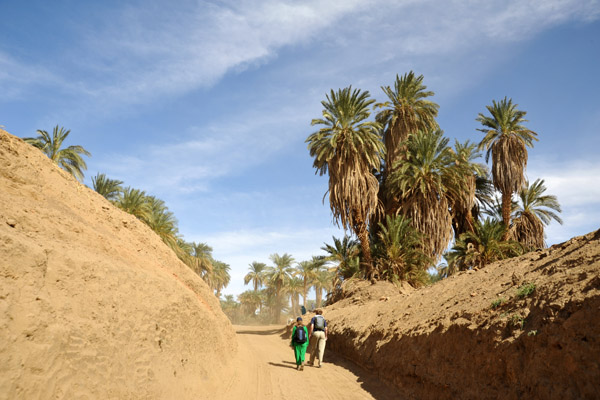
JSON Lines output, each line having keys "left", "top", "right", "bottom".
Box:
{"left": 211, "top": 325, "right": 401, "bottom": 400}
{"left": 0, "top": 129, "right": 237, "bottom": 399}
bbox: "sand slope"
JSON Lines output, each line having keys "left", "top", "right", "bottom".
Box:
{"left": 323, "top": 230, "right": 600, "bottom": 399}
{"left": 0, "top": 129, "right": 237, "bottom": 399}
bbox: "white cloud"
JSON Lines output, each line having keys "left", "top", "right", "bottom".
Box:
{"left": 528, "top": 158, "right": 600, "bottom": 244}
{"left": 93, "top": 100, "right": 312, "bottom": 194}
{"left": 193, "top": 225, "right": 345, "bottom": 296}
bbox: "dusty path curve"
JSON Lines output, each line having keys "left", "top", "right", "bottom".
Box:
{"left": 210, "top": 325, "right": 402, "bottom": 400}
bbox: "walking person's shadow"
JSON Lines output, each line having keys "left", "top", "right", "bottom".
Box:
{"left": 268, "top": 361, "right": 297, "bottom": 369}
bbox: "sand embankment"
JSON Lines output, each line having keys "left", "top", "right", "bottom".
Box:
{"left": 0, "top": 129, "right": 236, "bottom": 399}
{"left": 323, "top": 230, "right": 600, "bottom": 399}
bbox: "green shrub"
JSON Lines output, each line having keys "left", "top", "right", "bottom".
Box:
{"left": 517, "top": 282, "right": 536, "bottom": 298}
{"left": 510, "top": 313, "right": 525, "bottom": 329}
{"left": 491, "top": 297, "right": 507, "bottom": 309}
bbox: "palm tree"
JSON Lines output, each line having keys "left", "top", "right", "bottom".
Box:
{"left": 114, "top": 187, "right": 151, "bottom": 221}
{"left": 91, "top": 173, "right": 123, "bottom": 201}
{"left": 511, "top": 178, "right": 562, "bottom": 250}
{"left": 373, "top": 215, "right": 432, "bottom": 286}
{"left": 442, "top": 218, "right": 523, "bottom": 275}
{"left": 221, "top": 294, "right": 237, "bottom": 310}
{"left": 295, "top": 260, "right": 318, "bottom": 308}
{"left": 23, "top": 125, "right": 91, "bottom": 182}
{"left": 284, "top": 276, "right": 303, "bottom": 316}
{"left": 144, "top": 195, "right": 180, "bottom": 251}
{"left": 190, "top": 242, "right": 213, "bottom": 280}
{"left": 264, "top": 253, "right": 294, "bottom": 322}
{"left": 474, "top": 173, "right": 496, "bottom": 222}
{"left": 476, "top": 97, "right": 538, "bottom": 237}
{"left": 211, "top": 261, "right": 231, "bottom": 298}
{"left": 321, "top": 235, "right": 360, "bottom": 289}
{"left": 238, "top": 290, "right": 262, "bottom": 316}
{"left": 448, "top": 140, "right": 487, "bottom": 238}
{"left": 306, "top": 87, "right": 384, "bottom": 278}
{"left": 313, "top": 268, "right": 333, "bottom": 308}
{"left": 375, "top": 72, "right": 439, "bottom": 214}
{"left": 244, "top": 262, "right": 267, "bottom": 292}
{"left": 388, "top": 129, "right": 459, "bottom": 262}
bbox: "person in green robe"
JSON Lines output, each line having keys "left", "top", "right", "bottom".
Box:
{"left": 290, "top": 317, "right": 309, "bottom": 370}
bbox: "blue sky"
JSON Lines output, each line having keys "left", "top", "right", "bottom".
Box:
{"left": 2, "top": 0, "right": 599, "bottom": 297}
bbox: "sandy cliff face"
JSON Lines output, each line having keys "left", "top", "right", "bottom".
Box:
{"left": 324, "top": 231, "right": 600, "bottom": 399}
{"left": 0, "top": 129, "right": 236, "bottom": 399}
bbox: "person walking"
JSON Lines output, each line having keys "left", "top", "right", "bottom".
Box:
{"left": 290, "top": 317, "right": 309, "bottom": 371}
{"left": 308, "top": 309, "right": 327, "bottom": 368}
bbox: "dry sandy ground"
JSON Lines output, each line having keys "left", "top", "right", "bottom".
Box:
{"left": 211, "top": 325, "right": 400, "bottom": 400}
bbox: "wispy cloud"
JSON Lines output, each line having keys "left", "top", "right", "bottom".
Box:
{"left": 94, "top": 101, "right": 312, "bottom": 194}
{"left": 74, "top": 0, "right": 367, "bottom": 104}
{"left": 0, "top": 52, "right": 63, "bottom": 99}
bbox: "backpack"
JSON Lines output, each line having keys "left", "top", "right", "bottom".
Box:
{"left": 294, "top": 326, "right": 307, "bottom": 344}
{"left": 314, "top": 315, "right": 325, "bottom": 331}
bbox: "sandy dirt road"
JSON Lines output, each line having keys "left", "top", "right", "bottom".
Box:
{"left": 210, "top": 325, "right": 402, "bottom": 400}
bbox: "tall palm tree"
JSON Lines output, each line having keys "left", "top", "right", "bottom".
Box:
{"left": 307, "top": 87, "right": 384, "bottom": 278}
{"left": 295, "top": 260, "right": 318, "bottom": 308}
{"left": 91, "top": 173, "right": 123, "bottom": 201}
{"left": 447, "top": 140, "right": 487, "bottom": 238}
{"left": 23, "top": 125, "right": 91, "bottom": 182}
{"left": 313, "top": 268, "right": 333, "bottom": 308}
{"left": 190, "top": 242, "right": 213, "bottom": 280}
{"left": 284, "top": 276, "right": 304, "bottom": 316}
{"left": 375, "top": 72, "right": 439, "bottom": 214}
{"left": 476, "top": 97, "right": 538, "bottom": 237}
{"left": 211, "top": 261, "right": 231, "bottom": 298}
{"left": 388, "top": 129, "right": 460, "bottom": 262}
{"left": 264, "top": 253, "right": 294, "bottom": 322}
{"left": 511, "top": 178, "right": 562, "bottom": 250}
{"left": 474, "top": 173, "right": 496, "bottom": 222}
{"left": 244, "top": 262, "right": 267, "bottom": 292}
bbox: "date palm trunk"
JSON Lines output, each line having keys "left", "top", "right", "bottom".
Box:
{"left": 501, "top": 190, "right": 512, "bottom": 240}
{"left": 354, "top": 214, "right": 374, "bottom": 280}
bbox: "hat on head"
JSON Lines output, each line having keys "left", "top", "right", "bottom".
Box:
{"left": 296, "top": 317, "right": 302, "bottom": 321}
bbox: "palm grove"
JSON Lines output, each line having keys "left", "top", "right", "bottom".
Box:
{"left": 22, "top": 71, "right": 562, "bottom": 323}
{"left": 305, "top": 71, "right": 561, "bottom": 287}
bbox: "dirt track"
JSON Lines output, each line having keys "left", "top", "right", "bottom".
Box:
{"left": 211, "top": 325, "right": 401, "bottom": 400}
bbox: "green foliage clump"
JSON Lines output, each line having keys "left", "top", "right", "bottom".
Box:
{"left": 372, "top": 215, "right": 432, "bottom": 287}
{"left": 517, "top": 282, "right": 536, "bottom": 298}
{"left": 490, "top": 297, "right": 507, "bottom": 309}
{"left": 510, "top": 313, "right": 525, "bottom": 329}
